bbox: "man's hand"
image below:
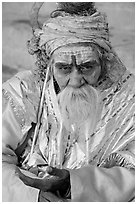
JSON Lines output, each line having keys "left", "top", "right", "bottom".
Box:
{"left": 15, "top": 166, "right": 70, "bottom": 194}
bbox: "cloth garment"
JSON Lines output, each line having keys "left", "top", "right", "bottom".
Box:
{"left": 2, "top": 68, "right": 135, "bottom": 201}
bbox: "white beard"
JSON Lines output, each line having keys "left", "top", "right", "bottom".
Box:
{"left": 57, "top": 85, "right": 99, "bottom": 131}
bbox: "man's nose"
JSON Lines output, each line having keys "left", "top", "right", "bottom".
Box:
{"left": 69, "top": 68, "right": 85, "bottom": 88}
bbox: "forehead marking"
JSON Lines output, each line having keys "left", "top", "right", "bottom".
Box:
{"left": 71, "top": 55, "right": 76, "bottom": 65}
{"left": 53, "top": 47, "right": 99, "bottom": 65}
{"left": 55, "top": 49, "right": 97, "bottom": 60}
{"left": 57, "top": 49, "right": 94, "bottom": 55}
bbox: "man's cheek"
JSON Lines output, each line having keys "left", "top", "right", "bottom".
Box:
{"left": 86, "top": 68, "right": 101, "bottom": 84}
{"left": 55, "top": 74, "right": 70, "bottom": 89}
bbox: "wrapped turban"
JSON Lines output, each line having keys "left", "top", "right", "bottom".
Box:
{"left": 34, "top": 11, "right": 111, "bottom": 57}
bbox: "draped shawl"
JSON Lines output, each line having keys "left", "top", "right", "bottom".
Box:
{"left": 2, "top": 70, "right": 135, "bottom": 170}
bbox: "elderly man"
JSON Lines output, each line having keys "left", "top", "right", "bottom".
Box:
{"left": 2, "top": 2, "right": 135, "bottom": 202}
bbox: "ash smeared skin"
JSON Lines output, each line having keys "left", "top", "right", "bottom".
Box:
{"left": 51, "top": 45, "right": 101, "bottom": 91}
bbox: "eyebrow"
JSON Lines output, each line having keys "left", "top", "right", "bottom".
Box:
{"left": 55, "top": 62, "right": 71, "bottom": 67}
{"left": 78, "top": 60, "right": 100, "bottom": 66}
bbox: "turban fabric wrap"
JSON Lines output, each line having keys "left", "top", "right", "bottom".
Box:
{"left": 35, "top": 12, "right": 110, "bottom": 55}
{"left": 32, "top": 11, "right": 126, "bottom": 84}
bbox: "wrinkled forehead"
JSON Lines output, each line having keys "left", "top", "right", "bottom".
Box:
{"left": 51, "top": 46, "right": 100, "bottom": 65}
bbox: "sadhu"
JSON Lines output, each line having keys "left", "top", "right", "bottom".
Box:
{"left": 2, "top": 2, "right": 135, "bottom": 202}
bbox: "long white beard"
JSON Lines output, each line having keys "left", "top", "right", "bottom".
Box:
{"left": 57, "top": 85, "right": 99, "bottom": 131}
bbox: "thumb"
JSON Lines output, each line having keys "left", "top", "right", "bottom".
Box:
{"left": 15, "top": 168, "right": 34, "bottom": 186}
{"left": 47, "top": 166, "right": 61, "bottom": 177}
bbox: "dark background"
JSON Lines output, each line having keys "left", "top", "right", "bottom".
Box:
{"left": 2, "top": 2, "right": 135, "bottom": 83}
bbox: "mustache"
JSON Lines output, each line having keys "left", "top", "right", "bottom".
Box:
{"left": 58, "top": 84, "right": 97, "bottom": 103}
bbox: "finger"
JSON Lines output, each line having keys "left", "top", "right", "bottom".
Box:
{"left": 47, "top": 167, "right": 62, "bottom": 177}
{"left": 29, "top": 166, "right": 39, "bottom": 175}
{"left": 38, "top": 165, "right": 49, "bottom": 173}
{"left": 47, "top": 167, "right": 70, "bottom": 182}
{"left": 16, "top": 168, "right": 54, "bottom": 191}
{"left": 46, "top": 166, "right": 54, "bottom": 174}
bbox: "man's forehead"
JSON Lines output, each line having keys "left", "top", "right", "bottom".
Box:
{"left": 52, "top": 46, "right": 99, "bottom": 64}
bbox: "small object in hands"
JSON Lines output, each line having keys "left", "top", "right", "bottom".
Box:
{"left": 37, "top": 165, "right": 54, "bottom": 178}
{"left": 28, "top": 164, "right": 52, "bottom": 178}
{"left": 17, "top": 164, "right": 53, "bottom": 179}
{"left": 15, "top": 166, "right": 70, "bottom": 194}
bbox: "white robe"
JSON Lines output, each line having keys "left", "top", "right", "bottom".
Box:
{"left": 2, "top": 70, "right": 135, "bottom": 201}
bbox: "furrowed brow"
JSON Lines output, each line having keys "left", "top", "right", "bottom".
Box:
{"left": 80, "top": 60, "right": 99, "bottom": 66}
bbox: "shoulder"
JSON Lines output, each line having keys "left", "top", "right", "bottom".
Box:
{"left": 3, "top": 70, "right": 37, "bottom": 90}
{"left": 3, "top": 70, "right": 41, "bottom": 98}
{"left": 2, "top": 70, "right": 41, "bottom": 126}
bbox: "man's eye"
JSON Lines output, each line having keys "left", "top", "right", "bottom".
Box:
{"left": 79, "top": 61, "right": 99, "bottom": 72}
{"left": 60, "top": 65, "right": 70, "bottom": 70}
{"left": 79, "top": 64, "right": 93, "bottom": 71}
{"left": 55, "top": 64, "right": 72, "bottom": 73}
{"left": 80, "top": 65, "right": 92, "bottom": 70}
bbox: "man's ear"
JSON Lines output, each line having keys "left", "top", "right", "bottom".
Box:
{"left": 97, "top": 56, "right": 107, "bottom": 82}
{"left": 105, "top": 54, "right": 126, "bottom": 83}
